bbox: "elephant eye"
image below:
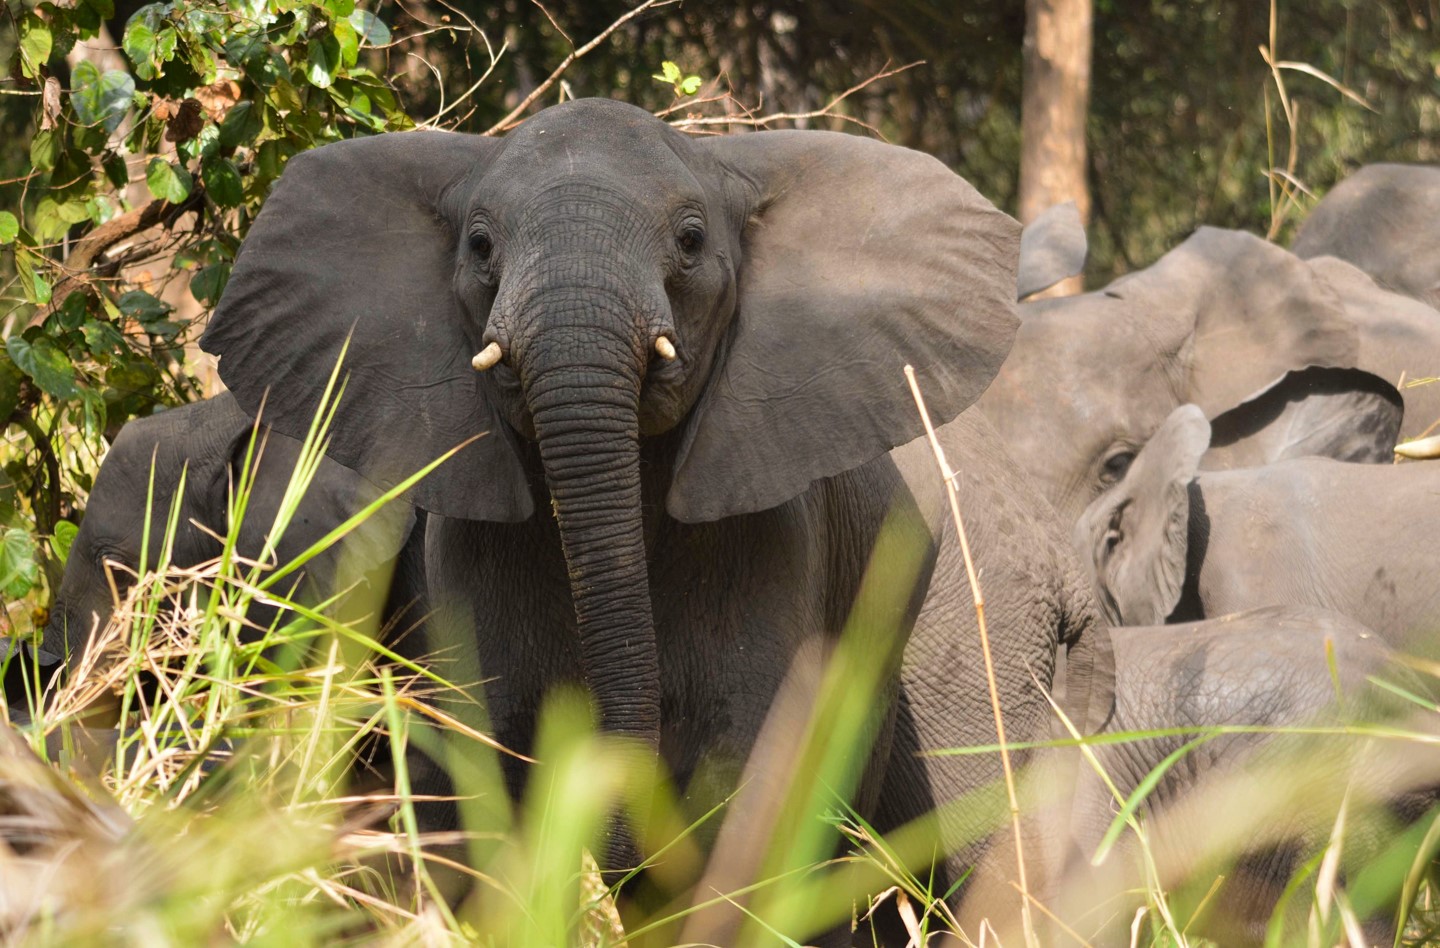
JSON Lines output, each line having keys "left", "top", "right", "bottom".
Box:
{"left": 677, "top": 224, "right": 704, "bottom": 257}
{"left": 1099, "top": 449, "right": 1135, "bottom": 484}
{"left": 469, "top": 230, "right": 494, "bottom": 263}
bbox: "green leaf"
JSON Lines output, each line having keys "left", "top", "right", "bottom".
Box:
{"left": 81, "top": 318, "right": 125, "bottom": 355}
{"left": 14, "top": 250, "right": 53, "bottom": 306}
{"left": 218, "top": 100, "right": 263, "bottom": 150}
{"left": 323, "top": 0, "right": 356, "bottom": 17}
{"left": 29, "top": 130, "right": 60, "bottom": 173}
{"left": 7, "top": 334, "right": 77, "bottom": 399}
{"left": 0, "top": 212, "right": 18, "bottom": 246}
{"left": 145, "top": 158, "right": 192, "bottom": 203}
{"left": 0, "top": 529, "right": 39, "bottom": 598}
{"left": 102, "top": 151, "right": 130, "bottom": 189}
{"left": 348, "top": 9, "right": 390, "bottom": 45}
{"left": 679, "top": 75, "right": 702, "bottom": 95}
{"left": 54, "top": 292, "right": 89, "bottom": 331}
{"left": 224, "top": 31, "right": 268, "bottom": 66}
{"left": 123, "top": 20, "right": 156, "bottom": 71}
{"left": 82, "top": 0, "right": 115, "bottom": 21}
{"left": 306, "top": 33, "right": 340, "bottom": 89}
{"left": 18, "top": 17, "right": 53, "bottom": 79}
{"left": 72, "top": 64, "right": 136, "bottom": 132}
{"left": 116, "top": 289, "right": 171, "bottom": 325}
{"left": 268, "top": 78, "right": 304, "bottom": 112}
{"left": 202, "top": 156, "right": 243, "bottom": 207}
{"left": 49, "top": 520, "right": 78, "bottom": 566}
{"left": 334, "top": 18, "right": 359, "bottom": 68}
{"left": 190, "top": 262, "right": 231, "bottom": 305}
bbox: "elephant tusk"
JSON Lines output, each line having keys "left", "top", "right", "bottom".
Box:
{"left": 471, "top": 342, "right": 503, "bottom": 371}
{"left": 1395, "top": 434, "right": 1440, "bottom": 460}
{"left": 654, "top": 336, "right": 677, "bottom": 361}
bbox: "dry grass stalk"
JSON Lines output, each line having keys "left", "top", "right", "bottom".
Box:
{"left": 903, "top": 364, "right": 1036, "bottom": 947}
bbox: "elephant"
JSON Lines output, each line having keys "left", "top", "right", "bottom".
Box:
{"left": 1059, "top": 605, "right": 1437, "bottom": 946}
{"left": 198, "top": 98, "right": 1111, "bottom": 942}
{"left": 1072, "top": 402, "right": 1440, "bottom": 649}
{"left": 1293, "top": 163, "right": 1440, "bottom": 309}
{"left": 980, "top": 225, "right": 1440, "bottom": 525}
{"left": 42, "top": 393, "right": 420, "bottom": 671}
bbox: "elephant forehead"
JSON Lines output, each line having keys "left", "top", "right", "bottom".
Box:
{"left": 483, "top": 110, "right": 703, "bottom": 203}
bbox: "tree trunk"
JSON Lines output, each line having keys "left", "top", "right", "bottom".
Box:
{"left": 1019, "top": 0, "right": 1093, "bottom": 297}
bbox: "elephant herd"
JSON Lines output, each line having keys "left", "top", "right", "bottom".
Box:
{"left": 13, "top": 99, "right": 1440, "bottom": 944}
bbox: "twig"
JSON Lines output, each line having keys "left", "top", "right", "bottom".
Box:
{"left": 483, "top": 0, "right": 677, "bottom": 136}
{"left": 903, "top": 365, "right": 1038, "bottom": 948}
{"left": 528, "top": 0, "right": 572, "bottom": 48}
{"left": 423, "top": 38, "right": 509, "bottom": 128}
{"left": 668, "top": 62, "right": 922, "bottom": 137}
{"left": 25, "top": 191, "right": 204, "bottom": 328}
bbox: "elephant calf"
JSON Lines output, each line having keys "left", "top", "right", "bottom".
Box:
{"left": 1073, "top": 402, "right": 1440, "bottom": 650}
{"left": 1059, "top": 605, "right": 1435, "bottom": 946}
{"left": 42, "top": 393, "right": 421, "bottom": 669}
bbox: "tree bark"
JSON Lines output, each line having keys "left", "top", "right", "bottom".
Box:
{"left": 1019, "top": 0, "right": 1093, "bottom": 297}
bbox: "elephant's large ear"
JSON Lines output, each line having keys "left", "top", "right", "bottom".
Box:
{"left": 201, "top": 132, "right": 532, "bottom": 523}
{"left": 1017, "top": 202, "right": 1087, "bottom": 300}
{"left": 1113, "top": 227, "right": 1359, "bottom": 417}
{"left": 1073, "top": 405, "right": 1210, "bottom": 626}
{"left": 1204, "top": 367, "right": 1402, "bottom": 469}
{"left": 670, "top": 131, "right": 1020, "bottom": 522}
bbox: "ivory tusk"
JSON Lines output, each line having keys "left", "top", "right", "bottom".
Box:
{"left": 655, "top": 336, "right": 677, "bottom": 361}
{"left": 471, "top": 342, "right": 502, "bottom": 371}
{"left": 1395, "top": 434, "right": 1440, "bottom": 460}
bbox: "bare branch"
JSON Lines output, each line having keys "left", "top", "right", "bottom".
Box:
{"left": 528, "top": 0, "right": 573, "bottom": 48}
{"left": 25, "top": 193, "right": 204, "bottom": 328}
{"left": 667, "top": 62, "right": 922, "bottom": 138}
{"left": 484, "top": 0, "right": 678, "bottom": 136}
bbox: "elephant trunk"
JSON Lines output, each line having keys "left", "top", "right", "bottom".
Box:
{"left": 527, "top": 364, "right": 661, "bottom": 746}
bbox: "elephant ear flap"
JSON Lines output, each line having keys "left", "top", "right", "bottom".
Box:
{"left": 1073, "top": 405, "right": 1210, "bottom": 626}
{"left": 1204, "top": 367, "right": 1403, "bottom": 469}
{"left": 1154, "top": 228, "right": 1360, "bottom": 417}
{"left": 670, "top": 131, "right": 1021, "bottom": 522}
{"left": 201, "top": 132, "right": 532, "bottom": 524}
{"left": 1017, "top": 202, "right": 1087, "bottom": 300}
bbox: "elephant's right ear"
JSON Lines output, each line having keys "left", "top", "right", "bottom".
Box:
{"left": 1016, "top": 202, "right": 1087, "bottom": 300}
{"left": 1073, "top": 405, "right": 1210, "bottom": 626}
{"left": 201, "top": 133, "right": 533, "bottom": 523}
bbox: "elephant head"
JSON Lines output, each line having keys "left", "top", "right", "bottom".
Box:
{"left": 1073, "top": 380, "right": 1403, "bottom": 626}
{"left": 200, "top": 99, "right": 1020, "bottom": 755}
{"left": 981, "top": 226, "right": 1363, "bottom": 523}
{"left": 1292, "top": 163, "right": 1440, "bottom": 309}
{"left": 46, "top": 394, "right": 412, "bottom": 663}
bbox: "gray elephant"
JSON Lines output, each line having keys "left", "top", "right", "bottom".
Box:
{"left": 1293, "top": 163, "right": 1440, "bottom": 308}
{"left": 981, "top": 225, "right": 1440, "bottom": 525}
{"left": 1059, "top": 605, "right": 1434, "bottom": 946}
{"left": 198, "top": 98, "right": 1110, "bottom": 942}
{"left": 43, "top": 393, "right": 419, "bottom": 668}
{"left": 1072, "top": 402, "right": 1440, "bottom": 649}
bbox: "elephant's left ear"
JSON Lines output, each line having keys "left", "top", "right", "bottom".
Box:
{"left": 669, "top": 131, "right": 1021, "bottom": 522}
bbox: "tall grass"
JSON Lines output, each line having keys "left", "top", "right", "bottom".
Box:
{"left": 4, "top": 364, "right": 1440, "bottom": 946}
